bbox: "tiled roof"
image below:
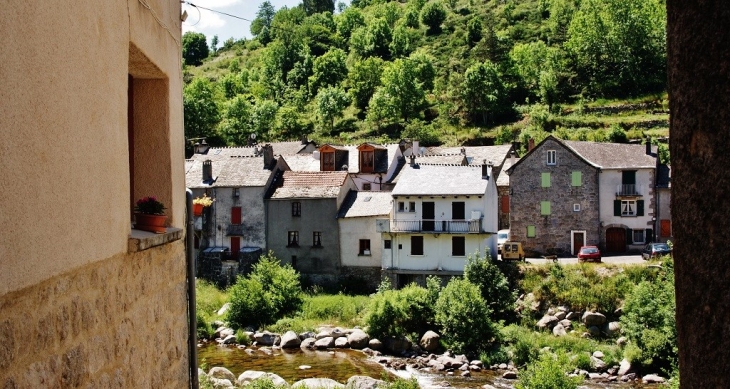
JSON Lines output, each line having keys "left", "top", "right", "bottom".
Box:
{"left": 185, "top": 157, "right": 273, "bottom": 188}
{"left": 338, "top": 191, "right": 393, "bottom": 218}
{"left": 269, "top": 171, "right": 349, "bottom": 199}
{"left": 563, "top": 140, "right": 657, "bottom": 169}
{"left": 392, "top": 164, "right": 489, "bottom": 196}
{"left": 425, "top": 145, "right": 513, "bottom": 166}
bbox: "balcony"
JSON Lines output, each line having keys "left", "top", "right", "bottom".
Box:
{"left": 616, "top": 184, "right": 640, "bottom": 197}
{"left": 226, "top": 224, "right": 245, "bottom": 236}
{"left": 389, "top": 219, "right": 483, "bottom": 233}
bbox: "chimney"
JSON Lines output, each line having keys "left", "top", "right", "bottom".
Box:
{"left": 646, "top": 137, "right": 652, "bottom": 155}
{"left": 510, "top": 150, "right": 516, "bottom": 166}
{"left": 482, "top": 159, "right": 493, "bottom": 180}
{"left": 301, "top": 135, "right": 308, "bottom": 144}
{"left": 528, "top": 138, "right": 535, "bottom": 152}
{"left": 412, "top": 140, "right": 419, "bottom": 156}
{"left": 202, "top": 160, "right": 212, "bottom": 182}
{"left": 194, "top": 139, "right": 210, "bottom": 154}
{"left": 409, "top": 155, "right": 416, "bottom": 167}
{"left": 460, "top": 147, "right": 466, "bottom": 155}
{"left": 262, "top": 144, "right": 274, "bottom": 168}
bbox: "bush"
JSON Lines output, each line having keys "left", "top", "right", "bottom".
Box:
{"left": 235, "top": 329, "right": 251, "bottom": 345}
{"left": 365, "top": 283, "right": 436, "bottom": 340}
{"left": 226, "top": 252, "right": 303, "bottom": 329}
{"left": 516, "top": 352, "right": 581, "bottom": 389}
{"left": 435, "top": 278, "right": 498, "bottom": 355}
{"left": 196, "top": 311, "right": 215, "bottom": 340}
{"left": 464, "top": 250, "right": 516, "bottom": 323}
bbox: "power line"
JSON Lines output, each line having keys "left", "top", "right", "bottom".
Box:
{"left": 181, "top": 1, "right": 297, "bottom": 36}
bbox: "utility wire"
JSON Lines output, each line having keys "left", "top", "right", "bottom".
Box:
{"left": 182, "top": 1, "right": 297, "bottom": 35}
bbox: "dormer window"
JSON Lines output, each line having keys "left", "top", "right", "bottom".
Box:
{"left": 361, "top": 150, "right": 374, "bottom": 173}
{"left": 322, "top": 151, "right": 335, "bottom": 171}
{"left": 547, "top": 150, "right": 556, "bottom": 165}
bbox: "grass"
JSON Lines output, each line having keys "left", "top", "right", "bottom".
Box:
{"left": 266, "top": 293, "right": 371, "bottom": 334}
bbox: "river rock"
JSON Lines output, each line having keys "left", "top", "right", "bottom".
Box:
{"left": 566, "top": 311, "right": 580, "bottom": 320}
{"left": 209, "top": 367, "right": 236, "bottom": 382}
{"left": 368, "top": 339, "right": 383, "bottom": 350}
{"left": 345, "top": 375, "right": 385, "bottom": 389}
{"left": 592, "top": 350, "right": 604, "bottom": 359}
{"left": 437, "top": 355, "right": 462, "bottom": 368}
{"left": 254, "top": 331, "right": 279, "bottom": 346}
{"left": 238, "top": 371, "right": 289, "bottom": 387}
{"left": 220, "top": 334, "right": 237, "bottom": 345}
{"left": 280, "top": 331, "right": 302, "bottom": 348}
{"left": 502, "top": 371, "right": 517, "bottom": 379}
{"left": 617, "top": 359, "right": 633, "bottom": 376}
{"left": 587, "top": 326, "right": 601, "bottom": 337}
{"left": 217, "top": 303, "right": 231, "bottom": 316}
{"left": 470, "top": 360, "right": 483, "bottom": 367}
{"left": 591, "top": 356, "right": 607, "bottom": 371}
{"left": 582, "top": 311, "right": 607, "bottom": 326}
{"left": 384, "top": 337, "right": 411, "bottom": 355}
{"left": 555, "top": 311, "right": 567, "bottom": 320}
{"left": 616, "top": 336, "right": 628, "bottom": 347}
{"left": 315, "top": 337, "right": 335, "bottom": 349}
{"left": 536, "top": 315, "right": 559, "bottom": 330}
{"left": 603, "top": 321, "right": 621, "bottom": 336}
{"left": 215, "top": 327, "right": 234, "bottom": 339}
{"left": 348, "top": 330, "right": 370, "bottom": 349}
{"left": 621, "top": 373, "right": 636, "bottom": 381}
{"left": 300, "top": 338, "right": 316, "bottom": 349}
{"left": 642, "top": 374, "right": 666, "bottom": 384}
{"left": 420, "top": 330, "right": 440, "bottom": 352}
{"left": 300, "top": 331, "right": 316, "bottom": 340}
{"left": 559, "top": 319, "right": 572, "bottom": 329}
{"left": 482, "top": 385, "right": 498, "bottom": 389}
{"left": 210, "top": 378, "right": 234, "bottom": 389}
{"left": 335, "top": 337, "right": 350, "bottom": 348}
{"left": 460, "top": 370, "right": 471, "bottom": 377}
{"left": 552, "top": 323, "right": 567, "bottom": 337}
{"left": 293, "top": 378, "right": 345, "bottom": 389}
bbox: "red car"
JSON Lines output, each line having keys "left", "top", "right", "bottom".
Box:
{"left": 578, "top": 246, "right": 602, "bottom": 262}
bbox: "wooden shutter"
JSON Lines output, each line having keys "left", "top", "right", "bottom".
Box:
{"left": 231, "top": 207, "right": 242, "bottom": 224}
{"left": 646, "top": 228, "right": 654, "bottom": 243}
{"left": 626, "top": 228, "right": 633, "bottom": 244}
{"left": 614, "top": 200, "right": 622, "bottom": 216}
{"left": 541, "top": 172, "right": 551, "bottom": 187}
{"left": 660, "top": 220, "right": 672, "bottom": 237}
{"left": 527, "top": 225, "right": 536, "bottom": 237}
{"left": 637, "top": 200, "right": 644, "bottom": 216}
{"left": 572, "top": 171, "right": 582, "bottom": 186}
{"left": 501, "top": 195, "right": 510, "bottom": 213}
{"left": 230, "top": 237, "right": 240, "bottom": 254}
{"left": 541, "top": 201, "right": 551, "bottom": 215}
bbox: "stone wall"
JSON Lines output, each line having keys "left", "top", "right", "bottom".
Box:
{"left": 0, "top": 242, "right": 189, "bottom": 388}
{"left": 339, "top": 266, "right": 382, "bottom": 294}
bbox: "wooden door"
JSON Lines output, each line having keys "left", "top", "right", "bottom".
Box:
{"left": 606, "top": 227, "right": 626, "bottom": 252}
{"left": 422, "top": 202, "right": 435, "bottom": 231}
{"left": 231, "top": 207, "right": 242, "bottom": 224}
{"left": 573, "top": 232, "right": 585, "bottom": 255}
{"left": 230, "top": 237, "right": 240, "bottom": 257}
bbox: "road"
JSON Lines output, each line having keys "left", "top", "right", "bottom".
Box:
{"left": 499, "top": 254, "right": 647, "bottom": 265}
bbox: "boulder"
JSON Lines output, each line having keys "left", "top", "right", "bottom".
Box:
{"left": 300, "top": 338, "right": 316, "bottom": 349}
{"left": 220, "top": 334, "right": 237, "bottom": 345}
{"left": 621, "top": 373, "right": 636, "bottom": 381}
{"left": 554, "top": 311, "right": 567, "bottom": 320}
{"left": 617, "top": 359, "right": 633, "bottom": 376}
{"left": 210, "top": 378, "right": 234, "bottom": 389}
{"left": 642, "top": 374, "right": 666, "bottom": 384}
{"left": 293, "top": 378, "right": 345, "bottom": 389}
{"left": 209, "top": 367, "right": 236, "bottom": 383}
{"left": 590, "top": 356, "right": 607, "bottom": 372}
{"left": 565, "top": 311, "right": 580, "bottom": 321}
{"left": 552, "top": 323, "right": 567, "bottom": 337}
{"left": 587, "top": 326, "right": 601, "bottom": 337}
{"left": 280, "top": 331, "right": 302, "bottom": 349}
{"left": 559, "top": 319, "right": 572, "bottom": 329}
{"left": 345, "top": 375, "right": 385, "bottom": 389}
{"left": 502, "top": 371, "right": 517, "bottom": 379}
{"left": 253, "top": 331, "right": 278, "bottom": 346}
{"left": 335, "top": 337, "right": 349, "bottom": 348}
{"left": 215, "top": 327, "right": 233, "bottom": 339}
{"left": 315, "top": 337, "right": 335, "bottom": 349}
{"left": 299, "top": 331, "right": 316, "bottom": 340}
{"left": 436, "top": 356, "right": 462, "bottom": 368}
{"left": 420, "top": 330, "right": 441, "bottom": 352}
{"left": 237, "top": 371, "right": 289, "bottom": 388}
{"left": 384, "top": 337, "right": 412, "bottom": 355}
{"left": 460, "top": 370, "right": 471, "bottom": 377}
{"left": 582, "top": 311, "right": 607, "bottom": 327}
{"left": 604, "top": 321, "right": 621, "bottom": 337}
{"left": 368, "top": 339, "right": 383, "bottom": 351}
{"left": 592, "top": 350, "right": 604, "bottom": 359}
{"left": 536, "top": 315, "right": 559, "bottom": 330}
{"left": 347, "top": 330, "right": 370, "bottom": 349}
{"left": 470, "top": 360, "right": 483, "bottom": 367}
{"left": 428, "top": 360, "right": 446, "bottom": 371}
{"left": 616, "top": 336, "right": 628, "bottom": 347}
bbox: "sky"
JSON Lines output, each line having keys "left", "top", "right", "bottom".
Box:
{"left": 182, "top": 0, "right": 346, "bottom": 47}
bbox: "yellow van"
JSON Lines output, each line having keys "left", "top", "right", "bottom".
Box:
{"left": 501, "top": 242, "right": 525, "bottom": 261}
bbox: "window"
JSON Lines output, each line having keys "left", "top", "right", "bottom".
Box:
{"left": 287, "top": 231, "right": 299, "bottom": 247}
{"left": 409, "top": 201, "right": 416, "bottom": 213}
{"left": 573, "top": 203, "right": 581, "bottom": 212}
{"left": 411, "top": 236, "right": 424, "bottom": 255}
{"left": 231, "top": 207, "right": 242, "bottom": 224}
{"left": 361, "top": 150, "right": 374, "bottom": 173}
{"left": 363, "top": 183, "right": 371, "bottom": 191}
{"left": 547, "top": 150, "right": 556, "bottom": 165}
{"left": 359, "top": 239, "right": 371, "bottom": 255}
{"left": 322, "top": 151, "right": 335, "bottom": 171}
{"left": 398, "top": 202, "right": 405, "bottom": 212}
{"left": 633, "top": 229, "right": 645, "bottom": 244}
{"left": 527, "top": 225, "right": 536, "bottom": 238}
{"left": 571, "top": 171, "right": 582, "bottom": 187}
{"left": 541, "top": 172, "right": 551, "bottom": 187}
{"left": 292, "top": 202, "right": 301, "bottom": 217}
{"left": 452, "top": 236, "right": 465, "bottom": 256}
{"left": 452, "top": 202, "right": 465, "bottom": 220}
{"left": 313, "top": 231, "right": 322, "bottom": 247}
{"left": 233, "top": 187, "right": 240, "bottom": 197}
{"left": 540, "top": 201, "right": 551, "bottom": 215}
{"left": 621, "top": 200, "right": 636, "bottom": 216}
{"left": 615, "top": 199, "right": 644, "bottom": 216}
{"left": 384, "top": 240, "right": 392, "bottom": 249}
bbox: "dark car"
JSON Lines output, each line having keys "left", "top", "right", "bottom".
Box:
{"left": 578, "top": 246, "right": 602, "bottom": 263}
{"left": 642, "top": 243, "right": 672, "bottom": 260}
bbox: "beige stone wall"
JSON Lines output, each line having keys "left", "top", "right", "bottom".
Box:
{"left": 0, "top": 242, "right": 189, "bottom": 388}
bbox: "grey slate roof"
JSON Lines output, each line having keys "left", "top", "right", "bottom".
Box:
{"left": 269, "top": 171, "right": 349, "bottom": 199}
{"left": 425, "top": 145, "right": 513, "bottom": 166}
{"left": 280, "top": 154, "right": 321, "bottom": 172}
{"left": 563, "top": 140, "right": 657, "bottom": 169}
{"left": 338, "top": 191, "right": 393, "bottom": 218}
{"left": 496, "top": 156, "right": 519, "bottom": 187}
{"left": 189, "top": 141, "right": 312, "bottom": 161}
{"left": 185, "top": 157, "right": 273, "bottom": 188}
{"left": 392, "top": 164, "right": 489, "bottom": 196}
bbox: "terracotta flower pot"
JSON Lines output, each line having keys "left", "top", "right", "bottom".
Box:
{"left": 193, "top": 203, "right": 203, "bottom": 216}
{"left": 135, "top": 213, "right": 167, "bottom": 234}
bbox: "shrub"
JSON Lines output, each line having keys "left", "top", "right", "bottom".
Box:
{"left": 196, "top": 311, "right": 215, "bottom": 340}
{"left": 226, "top": 252, "right": 303, "bottom": 329}
{"left": 516, "top": 352, "right": 581, "bottom": 389}
{"left": 235, "top": 329, "right": 251, "bottom": 345}
{"left": 382, "top": 377, "right": 419, "bottom": 389}
{"left": 435, "top": 278, "right": 498, "bottom": 355}
{"left": 365, "top": 283, "right": 435, "bottom": 340}
{"left": 464, "top": 250, "right": 516, "bottom": 323}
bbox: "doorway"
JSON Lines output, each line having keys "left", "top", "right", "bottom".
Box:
{"left": 606, "top": 227, "right": 626, "bottom": 252}
{"left": 422, "top": 202, "right": 435, "bottom": 231}
{"left": 571, "top": 231, "right": 586, "bottom": 255}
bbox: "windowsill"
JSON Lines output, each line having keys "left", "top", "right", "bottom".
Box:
{"left": 358, "top": 253, "right": 371, "bottom": 256}
{"left": 128, "top": 227, "right": 183, "bottom": 252}
{"left": 452, "top": 255, "right": 466, "bottom": 257}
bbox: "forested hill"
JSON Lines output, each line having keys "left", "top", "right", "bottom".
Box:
{"left": 182, "top": 0, "right": 668, "bottom": 151}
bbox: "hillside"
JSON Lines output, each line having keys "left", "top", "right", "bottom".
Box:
{"left": 182, "top": 0, "right": 668, "bottom": 158}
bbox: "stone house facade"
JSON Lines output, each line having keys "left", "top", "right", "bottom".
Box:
{"left": 1, "top": 1, "right": 190, "bottom": 387}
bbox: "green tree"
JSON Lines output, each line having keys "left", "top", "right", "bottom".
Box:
{"left": 183, "top": 77, "right": 220, "bottom": 140}
{"left": 309, "top": 48, "right": 348, "bottom": 95}
{"left": 211, "top": 35, "right": 219, "bottom": 54}
{"left": 251, "top": 1, "right": 276, "bottom": 37}
{"left": 316, "top": 86, "right": 350, "bottom": 133}
{"left": 218, "top": 95, "right": 252, "bottom": 145}
{"left": 390, "top": 24, "right": 416, "bottom": 58}
{"left": 409, "top": 51, "right": 435, "bottom": 92}
{"left": 220, "top": 72, "right": 246, "bottom": 99}
{"left": 378, "top": 59, "right": 426, "bottom": 122}
{"left": 546, "top": 0, "right": 576, "bottom": 44}
{"left": 348, "top": 57, "right": 384, "bottom": 110}
{"left": 303, "top": 0, "right": 335, "bottom": 15}
{"left": 467, "top": 17, "right": 482, "bottom": 44}
{"left": 510, "top": 41, "right": 549, "bottom": 93}
{"left": 464, "top": 251, "right": 516, "bottom": 324}
{"left": 336, "top": 7, "right": 365, "bottom": 40}
{"left": 182, "top": 32, "right": 209, "bottom": 66}
{"left": 420, "top": 1, "right": 447, "bottom": 34}
{"left": 461, "top": 60, "right": 507, "bottom": 125}
{"left": 369, "top": 18, "right": 393, "bottom": 59}
{"left": 435, "top": 278, "right": 498, "bottom": 354}
{"left": 251, "top": 100, "right": 279, "bottom": 140}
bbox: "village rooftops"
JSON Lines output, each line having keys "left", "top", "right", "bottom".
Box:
{"left": 338, "top": 191, "right": 393, "bottom": 218}
{"left": 392, "top": 164, "right": 490, "bottom": 196}
{"left": 424, "top": 144, "right": 513, "bottom": 166}
{"left": 563, "top": 140, "right": 657, "bottom": 169}
{"left": 268, "top": 171, "right": 350, "bottom": 199}
{"left": 189, "top": 141, "right": 314, "bottom": 161}
{"left": 185, "top": 156, "right": 273, "bottom": 188}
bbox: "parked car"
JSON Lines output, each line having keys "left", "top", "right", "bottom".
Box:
{"left": 502, "top": 242, "right": 524, "bottom": 261}
{"left": 642, "top": 243, "right": 672, "bottom": 260}
{"left": 578, "top": 246, "right": 602, "bottom": 263}
{"left": 497, "top": 229, "right": 509, "bottom": 254}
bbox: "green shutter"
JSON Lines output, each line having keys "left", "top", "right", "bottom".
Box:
{"left": 527, "top": 225, "right": 536, "bottom": 237}
{"left": 572, "top": 171, "right": 582, "bottom": 186}
{"left": 637, "top": 200, "right": 644, "bottom": 216}
{"left": 614, "top": 200, "right": 622, "bottom": 216}
{"left": 541, "top": 201, "right": 551, "bottom": 215}
{"left": 541, "top": 172, "right": 551, "bottom": 187}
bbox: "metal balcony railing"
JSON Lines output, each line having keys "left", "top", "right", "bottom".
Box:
{"left": 616, "top": 184, "right": 640, "bottom": 196}
{"left": 390, "top": 219, "right": 483, "bottom": 233}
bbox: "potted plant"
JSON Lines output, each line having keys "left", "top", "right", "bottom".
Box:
{"left": 134, "top": 196, "right": 167, "bottom": 233}
{"left": 193, "top": 193, "right": 215, "bottom": 216}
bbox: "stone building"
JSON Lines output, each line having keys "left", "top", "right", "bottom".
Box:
{"left": 1, "top": 1, "right": 190, "bottom": 387}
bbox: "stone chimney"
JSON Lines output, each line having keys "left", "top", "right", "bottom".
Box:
{"left": 460, "top": 147, "right": 466, "bottom": 155}
{"left": 510, "top": 149, "right": 516, "bottom": 166}
{"left": 482, "top": 159, "right": 493, "bottom": 180}
{"left": 528, "top": 138, "right": 535, "bottom": 152}
{"left": 194, "top": 139, "right": 210, "bottom": 154}
{"left": 203, "top": 160, "right": 212, "bottom": 182}
{"left": 646, "top": 137, "right": 652, "bottom": 155}
{"left": 262, "top": 144, "right": 274, "bottom": 168}
{"left": 409, "top": 155, "right": 416, "bottom": 167}
{"left": 412, "top": 140, "right": 420, "bottom": 156}
{"left": 301, "top": 135, "right": 308, "bottom": 144}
